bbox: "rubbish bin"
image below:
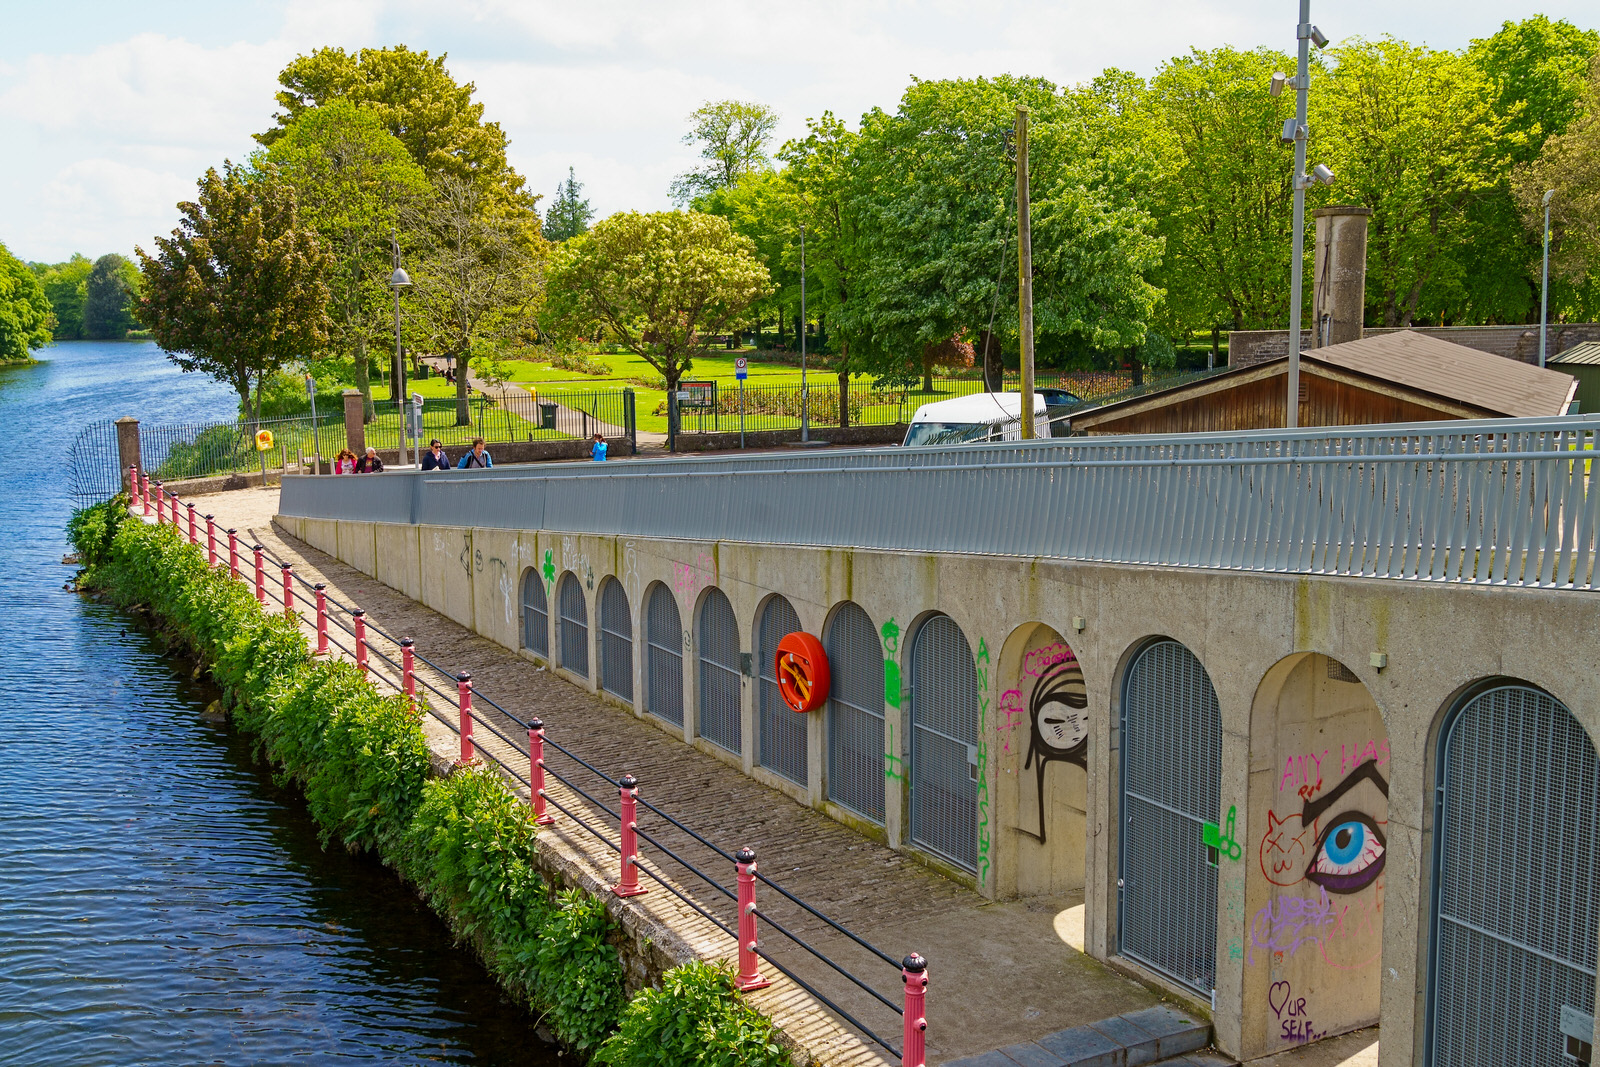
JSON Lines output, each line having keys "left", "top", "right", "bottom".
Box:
{"left": 538, "top": 401, "right": 558, "bottom": 430}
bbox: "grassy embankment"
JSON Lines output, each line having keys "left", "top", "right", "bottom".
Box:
{"left": 68, "top": 498, "right": 792, "bottom": 1067}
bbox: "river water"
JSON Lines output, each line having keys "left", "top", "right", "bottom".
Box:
{"left": 0, "top": 342, "right": 555, "bottom": 1065}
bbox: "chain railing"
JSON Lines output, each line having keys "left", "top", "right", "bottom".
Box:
{"left": 128, "top": 466, "right": 926, "bottom": 1065}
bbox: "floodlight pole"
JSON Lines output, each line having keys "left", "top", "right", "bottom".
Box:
{"left": 1285, "top": 0, "right": 1312, "bottom": 429}
{"left": 800, "top": 223, "right": 809, "bottom": 443}
{"left": 390, "top": 230, "right": 413, "bottom": 467}
{"left": 1016, "top": 105, "right": 1036, "bottom": 440}
{"left": 1540, "top": 189, "right": 1554, "bottom": 368}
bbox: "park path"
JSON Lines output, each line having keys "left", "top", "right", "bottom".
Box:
{"left": 184, "top": 486, "right": 1165, "bottom": 1066}
{"left": 419, "top": 356, "right": 666, "bottom": 450}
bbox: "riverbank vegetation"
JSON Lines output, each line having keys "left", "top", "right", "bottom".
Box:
{"left": 0, "top": 240, "right": 54, "bottom": 364}
{"left": 68, "top": 498, "right": 789, "bottom": 1066}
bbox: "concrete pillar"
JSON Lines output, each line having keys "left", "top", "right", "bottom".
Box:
{"left": 343, "top": 389, "right": 365, "bottom": 457}
{"left": 115, "top": 417, "right": 141, "bottom": 494}
{"left": 1311, "top": 206, "right": 1371, "bottom": 349}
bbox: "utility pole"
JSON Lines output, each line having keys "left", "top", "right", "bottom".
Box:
{"left": 1016, "top": 105, "right": 1036, "bottom": 440}
{"left": 1540, "top": 189, "right": 1554, "bottom": 368}
{"left": 800, "top": 222, "right": 809, "bottom": 444}
{"left": 1284, "top": 1, "right": 1313, "bottom": 429}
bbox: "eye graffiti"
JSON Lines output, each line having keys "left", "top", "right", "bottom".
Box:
{"left": 1021, "top": 651, "right": 1088, "bottom": 845}
{"left": 1301, "top": 760, "right": 1389, "bottom": 894}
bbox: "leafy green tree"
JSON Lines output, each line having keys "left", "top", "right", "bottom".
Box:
{"left": 404, "top": 174, "right": 546, "bottom": 425}
{"left": 83, "top": 253, "right": 141, "bottom": 340}
{"left": 1515, "top": 57, "right": 1600, "bottom": 318}
{"left": 31, "top": 254, "right": 91, "bottom": 340}
{"left": 265, "top": 99, "right": 431, "bottom": 421}
{"left": 257, "top": 45, "right": 526, "bottom": 201}
{"left": 544, "top": 211, "right": 771, "bottom": 441}
{"left": 542, "top": 168, "right": 594, "bottom": 241}
{"left": 0, "top": 242, "right": 54, "bottom": 363}
{"left": 136, "top": 163, "right": 333, "bottom": 425}
{"left": 671, "top": 100, "right": 780, "bottom": 206}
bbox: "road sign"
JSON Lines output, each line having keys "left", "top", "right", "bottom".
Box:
{"left": 734, "top": 357, "right": 748, "bottom": 380}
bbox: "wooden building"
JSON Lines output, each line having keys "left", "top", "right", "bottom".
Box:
{"left": 1072, "top": 330, "right": 1578, "bottom": 435}
{"left": 1549, "top": 341, "right": 1600, "bottom": 415}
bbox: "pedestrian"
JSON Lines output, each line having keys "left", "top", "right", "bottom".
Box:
{"left": 355, "top": 446, "right": 385, "bottom": 473}
{"left": 590, "top": 433, "right": 607, "bottom": 462}
{"left": 420, "top": 438, "right": 450, "bottom": 471}
{"left": 333, "top": 448, "right": 357, "bottom": 474}
{"left": 457, "top": 437, "right": 492, "bottom": 468}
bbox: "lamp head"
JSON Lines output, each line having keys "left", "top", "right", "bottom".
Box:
{"left": 389, "top": 267, "right": 412, "bottom": 288}
{"left": 1270, "top": 72, "right": 1287, "bottom": 98}
{"left": 1542, "top": 189, "right": 1556, "bottom": 208}
{"left": 1311, "top": 163, "right": 1335, "bottom": 185}
{"left": 1280, "top": 118, "right": 1300, "bottom": 145}
{"left": 1309, "top": 25, "right": 1329, "bottom": 48}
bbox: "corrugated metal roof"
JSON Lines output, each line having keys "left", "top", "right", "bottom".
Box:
{"left": 1309, "top": 329, "right": 1575, "bottom": 418}
{"left": 1551, "top": 341, "right": 1600, "bottom": 366}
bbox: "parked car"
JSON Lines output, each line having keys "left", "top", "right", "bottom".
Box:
{"left": 901, "top": 392, "right": 1050, "bottom": 446}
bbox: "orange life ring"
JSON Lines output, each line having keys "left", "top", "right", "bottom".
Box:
{"left": 775, "top": 631, "right": 830, "bottom": 713}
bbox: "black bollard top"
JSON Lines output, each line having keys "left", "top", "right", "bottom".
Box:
{"left": 281, "top": 562, "right": 292, "bottom": 570}
{"left": 352, "top": 608, "right": 365, "bottom": 617}
{"left": 619, "top": 773, "right": 638, "bottom": 790}
{"left": 314, "top": 583, "right": 326, "bottom": 591}
{"left": 227, "top": 528, "right": 236, "bottom": 535}
{"left": 528, "top": 716, "right": 543, "bottom": 730}
{"left": 735, "top": 846, "right": 756, "bottom": 865}
{"left": 252, "top": 544, "right": 263, "bottom": 552}
{"left": 204, "top": 514, "right": 213, "bottom": 521}
{"left": 456, "top": 672, "right": 471, "bottom": 683}
{"left": 902, "top": 953, "right": 928, "bottom": 974}
{"left": 400, "top": 638, "right": 414, "bottom": 648}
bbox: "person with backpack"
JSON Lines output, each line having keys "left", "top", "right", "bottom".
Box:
{"left": 457, "top": 438, "right": 492, "bottom": 468}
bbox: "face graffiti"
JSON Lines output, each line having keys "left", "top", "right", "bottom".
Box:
{"left": 1301, "top": 761, "right": 1388, "bottom": 895}
{"left": 1014, "top": 643, "right": 1087, "bottom": 846}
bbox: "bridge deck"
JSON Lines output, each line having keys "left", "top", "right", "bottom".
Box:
{"left": 200, "top": 486, "right": 1165, "bottom": 1066}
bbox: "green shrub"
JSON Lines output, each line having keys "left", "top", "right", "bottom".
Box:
{"left": 595, "top": 961, "right": 789, "bottom": 1067}
{"left": 537, "top": 890, "right": 628, "bottom": 1052}
{"left": 549, "top": 350, "right": 612, "bottom": 376}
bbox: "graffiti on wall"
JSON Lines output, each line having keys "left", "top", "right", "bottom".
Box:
{"left": 976, "top": 638, "right": 991, "bottom": 885}
{"left": 1269, "top": 981, "right": 1327, "bottom": 1044}
{"left": 1006, "top": 643, "right": 1088, "bottom": 845}
{"left": 881, "top": 617, "right": 901, "bottom": 711}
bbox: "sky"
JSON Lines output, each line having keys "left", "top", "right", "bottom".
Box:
{"left": 2, "top": 0, "right": 1594, "bottom": 265}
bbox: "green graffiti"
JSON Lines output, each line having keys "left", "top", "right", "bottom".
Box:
{"left": 1201, "top": 805, "right": 1243, "bottom": 862}
{"left": 542, "top": 549, "right": 555, "bottom": 586}
{"left": 884, "top": 724, "right": 905, "bottom": 782}
{"left": 975, "top": 637, "right": 991, "bottom": 885}
{"left": 881, "top": 617, "right": 901, "bottom": 709}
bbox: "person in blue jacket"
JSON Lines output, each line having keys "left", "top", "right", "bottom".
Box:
{"left": 421, "top": 439, "right": 450, "bottom": 471}
{"left": 591, "top": 433, "right": 607, "bottom": 461}
{"left": 457, "top": 437, "right": 492, "bottom": 468}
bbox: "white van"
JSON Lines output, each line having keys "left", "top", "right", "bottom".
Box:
{"left": 901, "top": 391, "right": 1049, "bottom": 446}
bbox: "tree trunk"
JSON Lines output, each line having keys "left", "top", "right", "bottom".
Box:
{"left": 454, "top": 353, "right": 471, "bottom": 427}
{"left": 354, "top": 337, "right": 375, "bottom": 423}
{"left": 979, "top": 329, "right": 1002, "bottom": 391}
{"left": 665, "top": 367, "right": 680, "bottom": 453}
{"left": 837, "top": 344, "right": 851, "bottom": 429}
{"left": 922, "top": 355, "right": 933, "bottom": 394}
{"left": 1210, "top": 326, "right": 1220, "bottom": 369}
{"left": 1130, "top": 352, "right": 1144, "bottom": 388}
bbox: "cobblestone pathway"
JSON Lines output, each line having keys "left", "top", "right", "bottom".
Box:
{"left": 183, "top": 487, "right": 1161, "bottom": 1065}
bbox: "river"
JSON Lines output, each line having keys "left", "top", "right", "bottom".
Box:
{"left": 0, "top": 342, "right": 556, "bottom": 1065}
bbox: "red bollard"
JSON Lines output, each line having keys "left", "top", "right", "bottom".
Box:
{"left": 227, "top": 530, "right": 238, "bottom": 579}
{"left": 280, "top": 562, "right": 295, "bottom": 618}
{"left": 127, "top": 465, "right": 138, "bottom": 502}
{"left": 313, "top": 584, "right": 328, "bottom": 655}
{"left": 140, "top": 470, "right": 150, "bottom": 514}
{"left": 613, "top": 775, "right": 647, "bottom": 899}
{"left": 352, "top": 609, "right": 368, "bottom": 672}
{"left": 153, "top": 482, "right": 164, "bottom": 522}
{"left": 205, "top": 515, "right": 216, "bottom": 566}
{"left": 186, "top": 503, "right": 197, "bottom": 544}
{"left": 252, "top": 545, "right": 265, "bottom": 603}
{"left": 528, "top": 717, "right": 554, "bottom": 826}
{"left": 169, "top": 494, "right": 181, "bottom": 532}
{"left": 456, "top": 673, "right": 474, "bottom": 763}
{"left": 901, "top": 954, "right": 928, "bottom": 1067}
{"left": 401, "top": 639, "right": 416, "bottom": 709}
{"left": 734, "top": 848, "right": 768, "bottom": 989}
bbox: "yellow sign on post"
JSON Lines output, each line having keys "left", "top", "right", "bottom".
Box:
{"left": 255, "top": 429, "right": 274, "bottom": 451}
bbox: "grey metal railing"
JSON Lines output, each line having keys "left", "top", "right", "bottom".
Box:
{"left": 278, "top": 416, "right": 1600, "bottom": 590}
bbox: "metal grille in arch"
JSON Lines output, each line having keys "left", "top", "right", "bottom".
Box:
{"left": 697, "top": 589, "right": 741, "bottom": 754}
{"left": 908, "top": 615, "right": 978, "bottom": 871}
{"left": 644, "top": 585, "right": 683, "bottom": 727}
{"left": 826, "top": 603, "right": 885, "bottom": 824}
{"left": 1118, "top": 639, "right": 1221, "bottom": 997}
{"left": 598, "top": 579, "right": 632, "bottom": 702}
{"left": 557, "top": 573, "right": 588, "bottom": 678}
{"left": 521, "top": 569, "right": 548, "bottom": 658}
{"left": 1429, "top": 684, "right": 1600, "bottom": 1067}
{"left": 757, "top": 597, "right": 807, "bottom": 786}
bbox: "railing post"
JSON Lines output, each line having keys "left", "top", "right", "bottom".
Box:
{"left": 186, "top": 502, "right": 197, "bottom": 544}
{"left": 280, "top": 562, "right": 295, "bottom": 618}
{"left": 205, "top": 515, "right": 216, "bottom": 566}
{"left": 227, "top": 530, "right": 238, "bottom": 579}
{"left": 734, "top": 848, "right": 769, "bottom": 989}
{"left": 613, "top": 775, "right": 647, "bottom": 898}
{"left": 153, "top": 481, "right": 164, "bottom": 522}
{"left": 169, "top": 494, "right": 180, "bottom": 532}
{"left": 529, "top": 717, "right": 554, "bottom": 826}
{"left": 456, "top": 673, "right": 474, "bottom": 763}
{"left": 401, "top": 639, "right": 415, "bottom": 707}
{"left": 902, "top": 954, "right": 928, "bottom": 1067}
{"left": 314, "top": 584, "right": 328, "bottom": 655}
{"left": 252, "top": 545, "right": 265, "bottom": 603}
{"left": 127, "top": 464, "right": 137, "bottom": 501}
{"left": 352, "top": 609, "right": 367, "bottom": 672}
{"left": 140, "top": 470, "right": 150, "bottom": 514}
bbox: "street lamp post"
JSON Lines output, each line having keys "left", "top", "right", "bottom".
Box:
{"left": 1540, "top": 189, "right": 1555, "bottom": 368}
{"left": 390, "top": 259, "right": 412, "bottom": 467}
{"left": 1279, "top": 1, "right": 1333, "bottom": 428}
{"left": 800, "top": 222, "right": 809, "bottom": 444}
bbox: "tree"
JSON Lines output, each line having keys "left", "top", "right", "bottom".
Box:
{"left": 83, "top": 253, "right": 141, "bottom": 340}
{"left": 265, "top": 99, "right": 430, "bottom": 421}
{"left": 31, "top": 254, "right": 92, "bottom": 340}
{"left": 257, "top": 45, "right": 526, "bottom": 201}
{"left": 670, "top": 100, "right": 780, "bottom": 206}
{"left": 136, "top": 163, "right": 332, "bottom": 426}
{"left": 405, "top": 174, "right": 545, "bottom": 425}
{"left": 543, "top": 168, "right": 594, "bottom": 241}
{"left": 1515, "top": 57, "right": 1600, "bottom": 317}
{"left": 544, "top": 211, "right": 772, "bottom": 443}
{"left": 0, "top": 242, "right": 54, "bottom": 364}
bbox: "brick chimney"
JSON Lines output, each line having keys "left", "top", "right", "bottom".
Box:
{"left": 1311, "top": 206, "right": 1371, "bottom": 349}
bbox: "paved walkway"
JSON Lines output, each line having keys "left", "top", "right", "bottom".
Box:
{"left": 186, "top": 487, "right": 1167, "bottom": 1065}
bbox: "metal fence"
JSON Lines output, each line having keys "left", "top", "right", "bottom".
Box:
{"left": 486, "top": 388, "right": 637, "bottom": 450}
{"left": 757, "top": 596, "right": 807, "bottom": 786}
{"left": 284, "top": 416, "right": 1600, "bottom": 591}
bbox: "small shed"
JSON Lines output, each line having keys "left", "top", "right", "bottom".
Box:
{"left": 1548, "top": 342, "right": 1600, "bottom": 415}
{"left": 1071, "top": 330, "right": 1578, "bottom": 435}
